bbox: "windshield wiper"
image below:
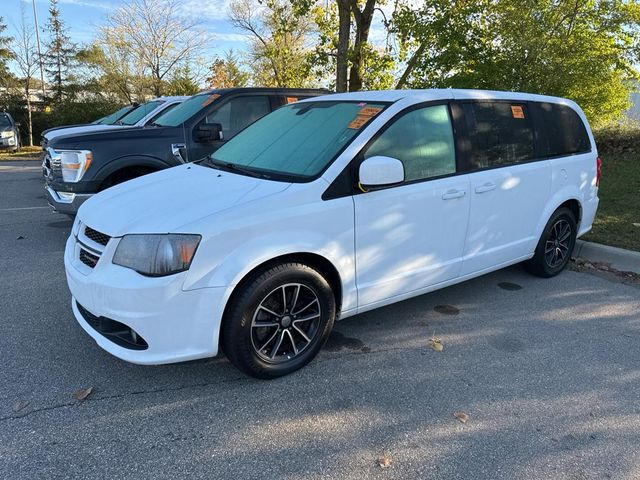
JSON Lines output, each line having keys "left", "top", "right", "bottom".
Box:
{"left": 206, "top": 158, "right": 271, "bottom": 179}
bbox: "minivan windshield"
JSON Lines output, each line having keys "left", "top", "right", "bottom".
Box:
{"left": 94, "top": 105, "right": 137, "bottom": 125}
{"left": 153, "top": 93, "right": 220, "bottom": 127}
{"left": 116, "top": 100, "right": 163, "bottom": 125}
{"left": 210, "top": 101, "right": 387, "bottom": 180}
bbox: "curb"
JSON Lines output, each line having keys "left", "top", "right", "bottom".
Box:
{"left": 573, "top": 240, "right": 640, "bottom": 275}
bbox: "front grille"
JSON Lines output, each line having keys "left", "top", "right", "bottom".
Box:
{"left": 76, "top": 302, "right": 148, "bottom": 350}
{"left": 79, "top": 248, "right": 99, "bottom": 268}
{"left": 84, "top": 226, "right": 110, "bottom": 246}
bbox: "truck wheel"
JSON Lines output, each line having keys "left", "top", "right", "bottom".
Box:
{"left": 221, "top": 262, "right": 336, "bottom": 379}
{"left": 525, "top": 207, "right": 577, "bottom": 278}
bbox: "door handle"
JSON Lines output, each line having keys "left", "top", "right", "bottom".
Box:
{"left": 442, "top": 189, "right": 466, "bottom": 200}
{"left": 475, "top": 182, "right": 496, "bottom": 194}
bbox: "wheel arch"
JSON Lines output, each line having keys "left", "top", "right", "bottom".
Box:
{"left": 222, "top": 252, "right": 344, "bottom": 322}
{"left": 534, "top": 188, "right": 584, "bottom": 243}
{"left": 94, "top": 156, "right": 172, "bottom": 190}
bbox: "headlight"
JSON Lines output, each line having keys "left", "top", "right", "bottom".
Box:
{"left": 58, "top": 149, "right": 92, "bottom": 182}
{"left": 113, "top": 234, "right": 201, "bottom": 277}
{"left": 1, "top": 131, "right": 13, "bottom": 138}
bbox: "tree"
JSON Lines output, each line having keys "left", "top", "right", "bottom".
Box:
{"left": 44, "top": 0, "right": 76, "bottom": 103}
{"left": 229, "top": 0, "right": 314, "bottom": 87}
{"left": 165, "top": 64, "right": 201, "bottom": 95}
{"left": 0, "top": 16, "right": 13, "bottom": 88}
{"left": 11, "top": 6, "right": 40, "bottom": 146}
{"left": 104, "top": 0, "right": 209, "bottom": 96}
{"left": 393, "top": 0, "right": 640, "bottom": 125}
{"left": 207, "top": 50, "right": 250, "bottom": 88}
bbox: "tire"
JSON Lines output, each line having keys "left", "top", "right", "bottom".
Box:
{"left": 525, "top": 207, "right": 577, "bottom": 278}
{"left": 221, "top": 262, "right": 336, "bottom": 379}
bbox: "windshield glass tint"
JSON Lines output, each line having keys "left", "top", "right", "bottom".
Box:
{"left": 117, "top": 100, "right": 163, "bottom": 125}
{"left": 0, "top": 114, "right": 11, "bottom": 127}
{"left": 211, "top": 101, "right": 386, "bottom": 179}
{"left": 96, "top": 105, "right": 135, "bottom": 125}
{"left": 154, "top": 93, "right": 220, "bottom": 127}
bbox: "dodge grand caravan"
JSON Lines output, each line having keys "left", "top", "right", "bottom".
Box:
{"left": 65, "top": 89, "right": 600, "bottom": 378}
{"left": 44, "top": 88, "right": 326, "bottom": 214}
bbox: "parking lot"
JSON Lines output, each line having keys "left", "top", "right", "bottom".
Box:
{"left": 1, "top": 160, "right": 639, "bottom": 479}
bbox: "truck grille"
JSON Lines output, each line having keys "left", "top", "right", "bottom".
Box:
{"left": 84, "top": 226, "right": 110, "bottom": 246}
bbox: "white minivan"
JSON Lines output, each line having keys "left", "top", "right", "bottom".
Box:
{"left": 64, "top": 89, "right": 600, "bottom": 378}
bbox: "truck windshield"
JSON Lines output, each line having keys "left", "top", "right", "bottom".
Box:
{"left": 210, "top": 101, "right": 387, "bottom": 180}
{"left": 94, "top": 105, "right": 136, "bottom": 125}
{"left": 0, "top": 114, "right": 11, "bottom": 127}
{"left": 153, "top": 93, "right": 220, "bottom": 127}
{"left": 117, "top": 100, "right": 163, "bottom": 125}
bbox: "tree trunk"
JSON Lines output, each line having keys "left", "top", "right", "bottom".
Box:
{"left": 25, "top": 85, "right": 33, "bottom": 147}
{"left": 347, "top": 0, "right": 376, "bottom": 92}
{"left": 336, "top": 0, "right": 350, "bottom": 93}
{"left": 395, "top": 42, "right": 426, "bottom": 89}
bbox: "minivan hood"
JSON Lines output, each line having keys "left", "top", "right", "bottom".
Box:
{"left": 78, "top": 164, "right": 290, "bottom": 237}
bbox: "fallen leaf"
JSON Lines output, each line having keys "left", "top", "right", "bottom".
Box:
{"left": 72, "top": 387, "right": 93, "bottom": 401}
{"left": 13, "top": 400, "right": 29, "bottom": 412}
{"left": 428, "top": 336, "right": 444, "bottom": 352}
{"left": 454, "top": 411, "right": 469, "bottom": 424}
{"left": 377, "top": 454, "right": 392, "bottom": 469}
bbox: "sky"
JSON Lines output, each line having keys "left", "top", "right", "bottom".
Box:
{"left": 4, "top": 0, "right": 250, "bottom": 59}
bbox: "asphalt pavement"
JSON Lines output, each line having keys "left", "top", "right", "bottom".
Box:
{"left": 1, "top": 161, "right": 639, "bottom": 479}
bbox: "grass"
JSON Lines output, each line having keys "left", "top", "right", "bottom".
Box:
{"left": 583, "top": 151, "right": 640, "bottom": 251}
{"left": 0, "top": 146, "right": 42, "bottom": 161}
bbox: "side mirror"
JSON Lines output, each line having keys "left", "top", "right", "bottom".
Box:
{"left": 196, "top": 123, "right": 223, "bottom": 142}
{"left": 14, "top": 122, "right": 20, "bottom": 128}
{"left": 359, "top": 155, "right": 404, "bottom": 189}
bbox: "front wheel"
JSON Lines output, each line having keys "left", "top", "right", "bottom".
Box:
{"left": 221, "top": 262, "right": 336, "bottom": 379}
{"left": 525, "top": 207, "right": 577, "bottom": 278}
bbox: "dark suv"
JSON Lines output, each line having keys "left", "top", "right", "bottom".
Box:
{"left": 0, "top": 112, "right": 20, "bottom": 152}
{"left": 43, "top": 88, "right": 328, "bottom": 214}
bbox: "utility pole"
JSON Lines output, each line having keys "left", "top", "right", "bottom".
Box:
{"left": 31, "top": 0, "right": 47, "bottom": 104}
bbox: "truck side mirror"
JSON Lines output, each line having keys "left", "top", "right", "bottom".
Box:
{"left": 196, "top": 123, "right": 223, "bottom": 143}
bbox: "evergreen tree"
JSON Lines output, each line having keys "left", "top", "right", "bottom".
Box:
{"left": 0, "top": 16, "right": 13, "bottom": 88}
{"left": 44, "top": 0, "right": 75, "bottom": 102}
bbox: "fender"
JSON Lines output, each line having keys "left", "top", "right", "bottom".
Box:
{"left": 94, "top": 155, "right": 174, "bottom": 184}
{"left": 184, "top": 229, "right": 357, "bottom": 314}
{"left": 533, "top": 185, "right": 583, "bottom": 242}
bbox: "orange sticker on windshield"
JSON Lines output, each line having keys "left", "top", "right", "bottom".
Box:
{"left": 202, "top": 94, "right": 221, "bottom": 107}
{"left": 348, "top": 115, "right": 369, "bottom": 129}
{"left": 511, "top": 105, "right": 525, "bottom": 119}
{"left": 285, "top": 96, "right": 298, "bottom": 104}
{"left": 358, "top": 106, "right": 383, "bottom": 118}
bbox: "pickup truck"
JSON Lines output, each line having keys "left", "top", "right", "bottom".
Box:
{"left": 43, "top": 88, "right": 327, "bottom": 214}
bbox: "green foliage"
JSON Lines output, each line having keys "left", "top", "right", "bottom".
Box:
{"left": 593, "top": 120, "right": 640, "bottom": 154}
{"left": 393, "top": 0, "right": 640, "bottom": 126}
{"left": 44, "top": 0, "right": 76, "bottom": 103}
{"left": 164, "top": 65, "right": 201, "bottom": 95}
{"left": 0, "top": 16, "right": 13, "bottom": 87}
{"left": 207, "top": 50, "right": 250, "bottom": 88}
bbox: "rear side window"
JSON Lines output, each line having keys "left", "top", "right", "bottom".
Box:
{"left": 462, "top": 102, "right": 535, "bottom": 169}
{"left": 206, "top": 96, "right": 271, "bottom": 139}
{"left": 532, "top": 102, "right": 591, "bottom": 157}
{"left": 364, "top": 104, "right": 456, "bottom": 182}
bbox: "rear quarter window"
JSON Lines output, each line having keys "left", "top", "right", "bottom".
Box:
{"left": 462, "top": 101, "right": 535, "bottom": 169}
{"left": 531, "top": 102, "right": 591, "bottom": 157}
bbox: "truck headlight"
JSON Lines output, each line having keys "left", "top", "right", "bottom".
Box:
{"left": 113, "top": 234, "right": 201, "bottom": 277}
{"left": 59, "top": 150, "right": 92, "bottom": 182}
{"left": 1, "top": 131, "right": 13, "bottom": 138}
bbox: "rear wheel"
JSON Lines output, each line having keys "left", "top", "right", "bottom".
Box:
{"left": 221, "top": 262, "right": 336, "bottom": 379}
{"left": 525, "top": 207, "right": 577, "bottom": 277}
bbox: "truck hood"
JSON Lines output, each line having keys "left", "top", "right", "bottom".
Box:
{"left": 44, "top": 124, "right": 125, "bottom": 142}
{"left": 78, "top": 163, "right": 290, "bottom": 237}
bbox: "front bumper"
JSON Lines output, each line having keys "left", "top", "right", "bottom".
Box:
{"left": 64, "top": 229, "right": 227, "bottom": 365}
{"left": 46, "top": 186, "right": 92, "bottom": 215}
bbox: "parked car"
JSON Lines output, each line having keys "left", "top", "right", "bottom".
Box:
{"left": 64, "top": 89, "right": 600, "bottom": 378}
{"left": 41, "top": 97, "right": 188, "bottom": 146}
{"left": 0, "top": 112, "right": 20, "bottom": 152}
{"left": 44, "top": 88, "right": 327, "bottom": 214}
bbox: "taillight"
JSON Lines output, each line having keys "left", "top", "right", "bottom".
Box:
{"left": 596, "top": 156, "right": 602, "bottom": 187}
